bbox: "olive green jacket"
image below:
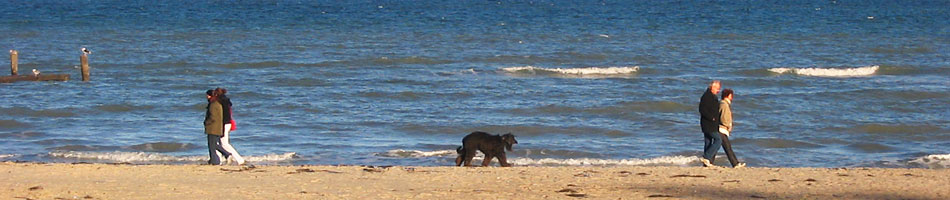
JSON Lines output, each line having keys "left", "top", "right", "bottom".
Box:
{"left": 204, "top": 101, "right": 224, "bottom": 136}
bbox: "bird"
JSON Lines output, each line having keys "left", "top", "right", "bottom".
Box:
{"left": 32, "top": 69, "right": 40, "bottom": 76}
{"left": 81, "top": 47, "right": 91, "bottom": 55}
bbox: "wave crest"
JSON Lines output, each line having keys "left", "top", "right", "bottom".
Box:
{"left": 768, "top": 65, "right": 879, "bottom": 77}
{"left": 0, "top": 120, "right": 30, "bottom": 129}
{"left": 850, "top": 124, "right": 941, "bottom": 135}
{"left": 0, "top": 154, "right": 16, "bottom": 160}
{"left": 95, "top": 104, "right": 155, "bottom": 113}
{"left": 907, "top": 154, "right": 950, "bottom": 169}
{"left": 377, "top": 149, "right": 457, "bottom": 158}
{"left": 129, "top": 142, "right": 200, "bottom": 152}
{"left": 508, "top": 156, "right": 697, "bottom": 166}
{"left": 48, "top": 151, "right": 297, "bottom": 164}
{"left": 501, "top": 66, "right": 639, "bottom": 77}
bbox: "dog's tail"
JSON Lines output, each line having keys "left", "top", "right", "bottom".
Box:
{"left": 456, "top": 146, "right": 464, "bottom": 154}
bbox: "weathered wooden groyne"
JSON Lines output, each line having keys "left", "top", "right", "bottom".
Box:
{"left": 0, "top": 49, "right": 91, "bottom": 83}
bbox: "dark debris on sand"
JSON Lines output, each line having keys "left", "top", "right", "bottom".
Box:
{"left": 669, "top": 174, "right": 706, "bottom": 178}
{"left": 557, "top": 188, "right": 587, "bottom": 198}
{"left": 220, "top": 165, "right": 261, "bottom": 173}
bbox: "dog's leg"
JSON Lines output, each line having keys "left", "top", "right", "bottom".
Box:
{"left": 455, "top": 147, "right": 464, "bottom": 166}
{"left": 481, "top": 153, "right": 494, "bottom": 167}
{"left": 498, "top": 153, "right": 511, "bottom": 167}
{"left": 463, "top": 149, "right": 477, "bottom": 166}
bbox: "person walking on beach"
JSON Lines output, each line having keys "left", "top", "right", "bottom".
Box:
{"left": 698, "top": 80, "right": 721, "bottom": 167}
{"left": 216, "top": 88, "right": 246, "bottom": 165}
{"left": 205, "top": 89, "right": 230, "bottom": 165}
{"left": 718, "top": 89, "right": 745, "bottom": 168}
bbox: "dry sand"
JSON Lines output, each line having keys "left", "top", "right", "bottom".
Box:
{"left": 2, "top": 162, "right": 947, "bottom": 199}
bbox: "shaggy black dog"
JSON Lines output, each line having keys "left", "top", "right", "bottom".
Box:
{"left": 455, "top": 131, "right": 518, "bottom": 167}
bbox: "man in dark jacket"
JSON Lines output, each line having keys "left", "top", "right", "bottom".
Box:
{"left": 698, "top": 80, "right": 721, "bottom": 167}
{"left": 205, "top": 90, "right": 229, "bottom": 165}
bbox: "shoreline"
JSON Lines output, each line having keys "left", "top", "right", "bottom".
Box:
{"left": 3, "top": 162, "right": 947, "bottom": 199}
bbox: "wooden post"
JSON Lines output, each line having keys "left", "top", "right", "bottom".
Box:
{"left": 10, "top": 50, "right": 17, "bottom": 76}
{"left": 80, "top": 53, "right": 89, "bottom": 81}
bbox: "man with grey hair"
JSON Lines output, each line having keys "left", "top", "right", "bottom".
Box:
{"left": 698, "top": 80, "right": 721, "bottom": 167}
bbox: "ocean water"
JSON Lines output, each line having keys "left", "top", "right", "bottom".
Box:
{"left": 1, "top": 1, "right": 948, "bottom": 168}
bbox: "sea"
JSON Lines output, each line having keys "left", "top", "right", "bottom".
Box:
{"left": 1, "top": 1, "right": 948, "bottom": 168}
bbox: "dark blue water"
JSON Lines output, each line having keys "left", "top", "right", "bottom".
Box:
{"left": 1, "top": 1, "right": 948, "bottom": 168}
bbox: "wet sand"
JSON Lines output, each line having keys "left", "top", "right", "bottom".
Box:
{"left": 2, "top": 162, "right": 947, "bottom": 199}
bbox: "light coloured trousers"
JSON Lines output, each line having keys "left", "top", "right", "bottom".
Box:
{"left": 216, "top": 123, "right": 245, "bottom": 164}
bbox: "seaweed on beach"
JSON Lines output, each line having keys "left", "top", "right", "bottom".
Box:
{"left": 220, "top": 165, "right": 261, "bottom": 173}
{"left": 565, "top": 193, "right": 587, "bottom": 198}
{"left": 669, "top": 174, "right": 706, "bottom": 178}
{"left": 557, "top": 188, "right": 577, "bottom": 193}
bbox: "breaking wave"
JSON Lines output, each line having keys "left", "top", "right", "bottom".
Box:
{"left": 508, "top": 156, "right": 697, "bottom": 167}
{"left": 129, "top": 142, "right": 201, "bottom": 152}
{"left": 768, "top": 65, "right": 879, "bottom": 77}
{"left": 48, "top": 151, "right": 297, "bottom": 164}
{"left": 501, "top": 66, "right": 639, "bottom": 77}
{"left": 0, "top": 107, "right": 76, "bottom": 118}
{"left": 907, "top": 154, "right": 950, "bottom": 169}
{"left": 849, "top": 124, "right": 941, "bottom": 135}
{"left": 376, "top": 149, "right": 696, "bottom": 166}
{"left": 0, "top": 120, "right": 30, "bottom": 129}
{"left": 94, "top": 104, "right": 155, "bottom": 113}
{"left": 0, "top": 154, "right": 16, "bottom": 160}
{"left": 377, "top": 149, "right": 457, "bottom": 158}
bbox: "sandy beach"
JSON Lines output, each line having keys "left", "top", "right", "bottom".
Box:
{"left": 2, "top": 162, "right": 947, "bottom": 199}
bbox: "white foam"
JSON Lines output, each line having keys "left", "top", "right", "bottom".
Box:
{"left": 378, "top": 149, "right": 457, "bottom": 158}
{"left": 0, "top": 154, "right": 16, "bottom": 159}
{"left": 48, "top": 151, "right": 296, "bottom": 163}
{"left": 908, "top": 154, "right": 950, "bottom": 169}
{"left": 501, "top": 66, "right": 640, "bottom": 75}
{"left": 436, "top": 68, "right": 478, "bottom": 76}
{"left": 768, "top": 65, "right": 879, "bottom": 77}
{"left": 507, "top": 155, "right": 698, "bottom": 166}
{"left": 244, "top": 152, "right": 298, "bottom": 162}
{"left": 380, "top": 149, "right": 697, "bottom": 167}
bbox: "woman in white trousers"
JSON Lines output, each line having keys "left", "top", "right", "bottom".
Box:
{"left": 215, "top": 88, "right": 246, "bottom": 165}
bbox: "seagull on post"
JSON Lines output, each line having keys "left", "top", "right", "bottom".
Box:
{"left": 32, "top": 69, "right": 40, "bottom": 76}
{"left": 81, "top": 47, "right": 91, "bottom": 55}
